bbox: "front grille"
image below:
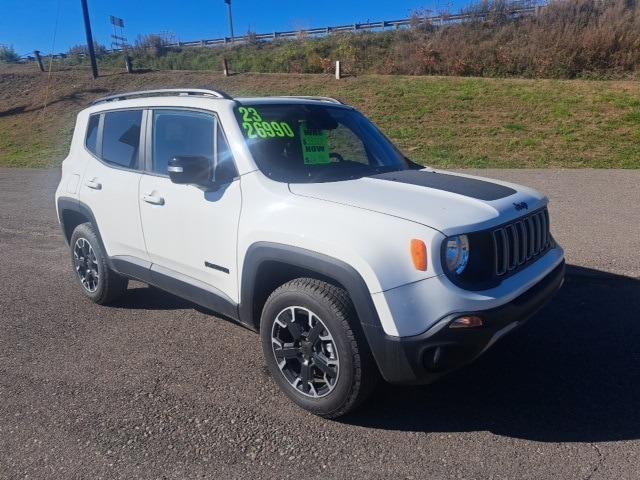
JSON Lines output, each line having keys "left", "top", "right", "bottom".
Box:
{"left": 492, "top": 208, "right": 551, "bottom": 277}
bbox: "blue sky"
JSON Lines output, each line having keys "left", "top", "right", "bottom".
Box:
{"left": 1, "top": 0, "right": 467, "bottom": 56}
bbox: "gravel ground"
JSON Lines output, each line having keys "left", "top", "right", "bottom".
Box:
{"left": 0, "top": 168, "right": 639, "bottom": 479}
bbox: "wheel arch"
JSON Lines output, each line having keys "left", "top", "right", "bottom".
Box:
{"left": 57, "top": 197, "right": 108, "bottom": 256}
{"left": 239, "top": 242, "right": 384, "bottom": 334}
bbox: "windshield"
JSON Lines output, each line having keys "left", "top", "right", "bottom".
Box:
{"left": 234, "top": 103, "right": 411, "bottom": 183}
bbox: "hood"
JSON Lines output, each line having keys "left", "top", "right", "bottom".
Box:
{"left": 289, "top": 169, "right": 546, "bottom": 236}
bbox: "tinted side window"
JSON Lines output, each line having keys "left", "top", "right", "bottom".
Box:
{"left": 85, "top": 114, "right": 99, "bottom": 155}
{"left": 102, "top": 110, "right": 142, "bottom": 169}
{"left": 153, "top": 110, "right": 214, "bottom": 175}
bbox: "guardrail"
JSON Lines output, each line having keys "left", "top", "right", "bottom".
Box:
{"left": 26, "top": 6, "right": 539, "bottom": 61}
{"left": 180, "top": 6, "right": 537, "bottom": 47}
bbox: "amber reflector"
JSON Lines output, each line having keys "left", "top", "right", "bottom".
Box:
{"left": 449, "top": 315, "right": 484, "bottom": 329}
{"left": 410, "top": 239, "right": 427, "bottom": 271}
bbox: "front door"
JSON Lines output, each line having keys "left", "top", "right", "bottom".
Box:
{"left": 138, "top": 108, "right": 241, "bottom": 302}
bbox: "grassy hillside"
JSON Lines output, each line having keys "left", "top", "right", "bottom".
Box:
{"left": 0, "top": 66, "right": 638, "bottom": 168}
{"left": 65, "top": 0, "right": 640, "bottom": 80}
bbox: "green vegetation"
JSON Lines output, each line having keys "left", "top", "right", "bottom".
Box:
{"left": 0, "top": 45, "right": 19, "bottom": 63}
{"left": 76, "top": 0, "right": 639, "bottom": 80}
{"left": 1, "top": 68, "right": 638, "bottom": 168}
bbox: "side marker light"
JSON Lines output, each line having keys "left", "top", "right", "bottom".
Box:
{"left": 410, "top": 239, "right": 427, "bottom": 271}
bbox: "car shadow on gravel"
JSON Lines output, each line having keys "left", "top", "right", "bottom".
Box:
{"left": 112, "top": 284, "right": 194, "bottom": 310}
{"left": 344, "top": 264, "right": 640, "bottom": 443}
{"left": 111, "top": 284, "right": 243, "bottom": 324}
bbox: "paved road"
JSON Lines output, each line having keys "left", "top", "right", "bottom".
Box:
{"left": 0, "top": 168, "right": 639, "bottom": 479}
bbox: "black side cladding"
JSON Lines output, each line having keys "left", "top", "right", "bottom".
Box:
{"left": 371, "top": 170, "right": 517, "bottom": 201}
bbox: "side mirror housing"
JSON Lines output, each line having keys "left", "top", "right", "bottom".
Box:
{"left": 168, "top": 156, "right": 212, "bottom": 187}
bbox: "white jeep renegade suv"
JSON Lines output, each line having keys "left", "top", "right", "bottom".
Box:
{"left": 55, "top": 89, "right": 565, "bottom": 418}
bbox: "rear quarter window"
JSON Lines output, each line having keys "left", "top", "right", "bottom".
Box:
{"left": 85, "top": 114, "right": 99, "bottom": 155}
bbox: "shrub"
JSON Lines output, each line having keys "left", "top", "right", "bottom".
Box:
{"left": 0, "top": 45, "right": 19, "bottom": 63}
{"left": 134, "top": 34, "right": 169, "bottom": 57}
{"left": 67, "top": 43, "right": 108, "bottom": 58}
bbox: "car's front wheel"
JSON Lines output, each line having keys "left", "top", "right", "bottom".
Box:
{"left": 69, "top": 222, "right": 128, "bottom": 304}
{"left": 260, "top": 278, "right": 378, "bottom": 418}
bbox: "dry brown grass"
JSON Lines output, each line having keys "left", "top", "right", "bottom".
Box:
{"left": 60, "top": 0, "right": 640, "bottom": 80}
{"left": 385, "top": 0, "right": 640, "bottom": 78}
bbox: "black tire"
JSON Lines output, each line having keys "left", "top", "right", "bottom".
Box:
{"left": 69, "top": 222, "right": 128, "bottom": 305}
{"left": 260, "top": 278, "right": 378, "bottom": 418}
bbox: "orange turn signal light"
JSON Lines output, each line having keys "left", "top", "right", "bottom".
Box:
{"left": 410, "top": 239, "right": 427, "bottom": 271}
{"left": 449, "top": 315, "right": 484, "bottom": 329}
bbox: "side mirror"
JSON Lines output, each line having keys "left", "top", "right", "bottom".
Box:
{"left": 168, "top": 156, "right": 212, "bottom": 187}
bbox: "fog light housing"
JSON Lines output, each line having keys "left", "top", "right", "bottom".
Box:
{"left": 449, "top": 315, "right": 483, "bottom": 329}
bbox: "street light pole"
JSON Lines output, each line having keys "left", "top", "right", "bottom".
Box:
{"left": 224, "top": 0, "right": 235, "bottom": 43}
{"left": 80, "top": 0, "right": 99, "bottom": 78}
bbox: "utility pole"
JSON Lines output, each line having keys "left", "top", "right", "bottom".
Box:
{"left": 224, "top": 0, "right": 235, "bottom": 43}
{"left": 80, "top": 0, "right": 99, "bottom": 78}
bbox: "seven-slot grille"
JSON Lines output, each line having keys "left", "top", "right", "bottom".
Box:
{"left": 492, "top": 208, "right": 551, "bottom": 276}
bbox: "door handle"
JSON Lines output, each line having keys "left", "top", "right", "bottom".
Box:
{"left": 85, "top": 178, "right": 102, "bottom": 190}
{"left": 142, "top": 193, "right": 165, "bottom": 206}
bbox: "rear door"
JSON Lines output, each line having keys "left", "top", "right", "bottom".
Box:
{"left": 138, "top": 108, "right": 242, "bottom": 303}
{"left": 79, "top": 109, "right": 148, "bottom": 261}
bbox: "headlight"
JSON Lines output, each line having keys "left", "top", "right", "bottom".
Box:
{"left": 445, "top": 235, "right": 470, "bottom": 275}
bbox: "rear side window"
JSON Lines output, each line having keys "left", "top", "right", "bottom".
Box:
{"left": 85, "top": 114, "right": 99, "bottom": 155}
{"left": 152, "top": 109, "right": 214, "bottom": 175}
{"left": 101, "top": 110, "right": 142, "bottom": 169}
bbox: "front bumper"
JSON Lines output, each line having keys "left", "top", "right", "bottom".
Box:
{"left": 363, "top": 260, "right": 565, "bottom": 384}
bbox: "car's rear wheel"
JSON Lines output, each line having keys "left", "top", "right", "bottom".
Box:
{"left": 70, "top": 223, "right": 128, "bottom": 304}
{"left": 260, "top": 278, "right": 378, "bottom": 418}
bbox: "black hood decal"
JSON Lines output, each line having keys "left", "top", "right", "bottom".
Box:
{"left": 370, "top": 170, "right": 516, "bottom": 201}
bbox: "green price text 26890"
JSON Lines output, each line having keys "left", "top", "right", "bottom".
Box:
{"left": 239, "top": 107, "right": 295, "bottom": 139}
